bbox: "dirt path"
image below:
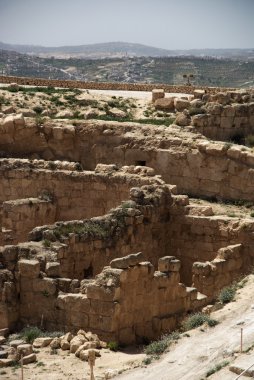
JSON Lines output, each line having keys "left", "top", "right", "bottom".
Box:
{"left": 116, "top": 275, "right": 254, "bottom": 380}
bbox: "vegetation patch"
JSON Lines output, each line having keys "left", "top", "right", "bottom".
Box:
{"left": 183, "top": 313, "right": 218, "bottom": 331}
{"left": 205, "top": 360, "right": 229, "bottom": 377}
{"left": 218, "top": 285, "right": 236, "bottom": 304}
{"left": 144, "top": 331, "right": 180, "bottom": 357}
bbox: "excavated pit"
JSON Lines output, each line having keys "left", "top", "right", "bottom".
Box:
{"left": 1, "top": 86, "right": 254, "bottom": 344}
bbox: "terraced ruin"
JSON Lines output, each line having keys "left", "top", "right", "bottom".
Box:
{"left": 0, "top": 80, "right": 254, "bottom": 375}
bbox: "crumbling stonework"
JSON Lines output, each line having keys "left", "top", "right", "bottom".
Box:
{"left": 1, "top": 83, "right": 254, "bottom": 345}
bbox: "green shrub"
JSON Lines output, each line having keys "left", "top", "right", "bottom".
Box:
{"left": 145, "top": 331, "right": 180, "bottom": 356}
{"left": 250, "top": 212, "right": 254, "bottom": 218}
{"left": 107, "top": 341, "right": 119, "bottom": 351}
{"left": 142, "top": 357, "right": 152, "bottom": 365}
{"left": 42, "top": 239, "right": 51, "bottom": 248}
{"left": 218, "top": 285, "right": 236, "bottom": 304}
{"left": 145, "top": 339, "right": 168, "bottom": 355}
{"left": 21, "top": 327, "right": 42, "bottom": 343}
{"left": 33, "top": 105, "right": 43, "bottom": 114}
{"left": 206, "top": 361, "right": 229, "bottom": 377}
{"left": 183, "top": 313, "right": 218, "bottom": 331}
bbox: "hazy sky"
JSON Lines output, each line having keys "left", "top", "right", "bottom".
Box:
{"left": 0, "top": 0, "right": 253, "bottom": 49}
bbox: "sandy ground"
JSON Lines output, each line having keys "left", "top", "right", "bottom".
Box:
{"left": 87, "top": 89, "right": 190, "bottom": 100}
{"left": 117, "top": 275, "right": 254, "bottom": 380}
{"left": 1, "top": 346, "right": 145, "bottom": 380}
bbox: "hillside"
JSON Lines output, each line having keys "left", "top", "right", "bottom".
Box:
{"left": 0, "top": 41, "right": 254, "bottom": 60}
{"left": 0, "top": 41, "right": 172, "bottom": 58}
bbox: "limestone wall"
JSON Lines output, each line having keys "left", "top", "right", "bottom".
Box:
{"left": 192, "top": 103, "right": 254, "bottom": 141}
{"left": 29, "top": 184, "right": 172, "bottom": 279}
{"left": 10, "top": 254, "right": 207, "bottom": 344}
{"left": 0, "top": 160, "right": 161, "bottom": 233}
{"left": 168, "top": 196, "right": 254, "bottom": 284}
{"left": 3, "top": 118, "right": 254, "bottom": 201}
{"left": 0, "top": 75, "right": 235, "bottom": 95}
{"left": 192, "top": 244, "right": 247, "bottom": 300}
{"left": 0, "top": 198, "right": 56, "bottom": 244}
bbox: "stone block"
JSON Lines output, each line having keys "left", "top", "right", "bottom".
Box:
{"left": 152, "top": 89, "right": 165, "bottom": 103}
{"left": 18, "top": 259, "right": 40, "bottom": 278}
{"left": 21, "top": 353, "right": 37, "bottom": 364}
{"left": 154, "top": 97, "right": 174, "bottom": 111}
{"left": 174, "top": 98, "right": 190, "bottom": 112}
{"left": 33, "top": 337, "right": 53, "bottom": 348}
{"left": 158, "top": 256, "right": 181, "bottom": 272}
{"left": 17, "top": 343, "right": 33, "bottom": 357}
{"left": 45, "top": 262, "right": 60, "bottom": 277}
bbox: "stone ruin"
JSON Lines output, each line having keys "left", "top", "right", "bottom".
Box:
{"left": 1, "top": 86, "right": 254, "bottom": 347}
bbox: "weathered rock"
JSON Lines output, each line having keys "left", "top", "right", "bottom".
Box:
{"left": 0, "top": 358, "right": 15, "bottom": 367}
{"left": 33, "top": 337, "right": 53, "bottom": 348}
{"left": 108, "top": 108, "right": 126, "bottom": 118}
{"left": 17, "top": 343, "right": 33, "bottom": 357}
{"left": 60, "top": 340, "right": 70, "bottom": 350}
{"left": 9, "top": 339, "right": 25, "bottom": 348}
{"left": 45, "top": 262, "right": 60, "bottom": 277}
{"left": 70, "top": 335, "right": 87, "bottom": 353}
{"left": 175, "top": 111, "right": 191, "bottom": 127}
{"left": 56, "top": 110, "right": 73, "bottom": 118}
{"left": 158, "top": 256, "right": 181, "bottom": 272}
{"left": 152, "top": 89, "right": 165, "bottom": 103}
{"left": 79, "top": 348, "right": 101, "bottom": 361}
{"left": 50, "top": 337, "right": 61, "bottom": 349}
{"left": 174, "top": 98, "right": 190, "bottom": 112}
{"left": 154, "top": 97, "right": 174, "bottom": 111}
{"left": 21, "top": 353, "right": 37, "bottom": 365}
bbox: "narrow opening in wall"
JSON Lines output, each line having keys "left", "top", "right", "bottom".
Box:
{"left": 84, "top": 265, "right": 93, "bottom": 279}
{"left": 135, "top": 160, "right": 146, "bottom": 166}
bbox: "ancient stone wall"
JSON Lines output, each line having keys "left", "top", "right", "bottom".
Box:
{"left": 192, "top": 244, "right": 245, "bottom": 300}
{"left": 0, "top": 75, "right": 235, "bottom": 95}
{"left": 168, "top": 201, "right": 254, "bottom": 284}
{"left": 0, "top": 160, "right": 162, "bottom": 244}
{"left": 3, "top": 119, "right": 254, "bottom": 202}
{"left": 192, "top": 103, "right": 254, "bottom": 141}
{"left": 1, "top": 198, "right": 56, "bottom": 244}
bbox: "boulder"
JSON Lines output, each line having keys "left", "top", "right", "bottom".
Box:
{"left": 108, "top": 108, "right": 126, "bottom": 118}
{"left": 0, "top": 358, "right": 14, "bottom": 367}
{"left": 33, "top": 337, "right": 53, "bottom": 348}
{"left": 154, "top": 97, "right": 174, "bottom": 111}
{"left": 70, "top": 335, "right": 87, "bottom": 353}
{"left": 79, "top": 349, "right": 101, "bottom": 361}
{"left": 60, "top": 340, "right": 70, "bottom": 350}
{"left": 50, "top": 337, "right": 61, "bottom": 349}
{"left": 56, "top": 110, "right": 73, "bottom": 118}
{"left": 21, "top": 353, "right": 37, "bottom": 365}
{"left": 17, "top": 343, "right": 33, "bottom": 358}
{"left": 174, "top": 98, "right": 190, "bottom": 112}
{"left": 9, "top": 339, "right": 25, "bottom": 348}
{"left": 175, "top": 111, "right": 191, "bottom": 127}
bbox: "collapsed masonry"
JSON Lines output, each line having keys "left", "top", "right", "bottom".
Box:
{"left": 1, "top": 88, "right": 254, "bottom": 344}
